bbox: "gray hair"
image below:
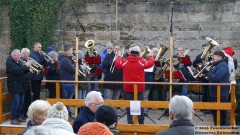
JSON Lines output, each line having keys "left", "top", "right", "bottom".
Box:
{"left": 21, "top": 48, "right": 30, "bottom": 54}
{"left": 24, "top": 125, "right": 50, "bottom": 135}
{"left": 27, "top": 100, "right": 51, "bottom": 121}
{"left": 48, "top": 51, "right": 58, "bottom": 59}
{"left": 169, "top": 95, "right": 193, "bottom": 120}
{"left": 11, "top": 49, "right": 20, "bottom": 57}
{"left": 84, "top": 91, "right": 103, "bottom": 106}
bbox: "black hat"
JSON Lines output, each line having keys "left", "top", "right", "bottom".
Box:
{"left": 213, "top": 50, "right": 225, "bottom": 58}
{"left": 95, "top": 105, "right": 118, "bottom": 126}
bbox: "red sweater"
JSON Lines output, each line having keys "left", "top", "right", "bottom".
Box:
{"left": 115, "top": 55, "right": 154, "bottom": 92}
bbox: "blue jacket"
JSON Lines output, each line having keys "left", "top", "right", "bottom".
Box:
{"left": 72, "top": 106, "right": 95, "bottom": 133}
{"left": 29, "top": 50, "right": 45, "bottom": 80}
{"left": 207, "top": 59, "right": 230, "bottom": 97}
{"left": 58, "top": 51, "right": 75, "bottom": 81}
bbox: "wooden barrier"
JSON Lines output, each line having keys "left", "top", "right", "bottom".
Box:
{"left": 0, "top": 78, "right": 237, "bottom": 134}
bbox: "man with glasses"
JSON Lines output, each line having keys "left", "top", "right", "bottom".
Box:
{"left": 72, "top": 91, "right": 104, "bottom": 133}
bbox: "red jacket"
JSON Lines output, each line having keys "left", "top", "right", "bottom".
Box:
{"left": 115, "top": 54, "right": 154, "bottom": 92}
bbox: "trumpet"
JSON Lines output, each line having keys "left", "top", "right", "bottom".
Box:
{"left": 110, "top": 47, "right": 125, "bottom": 73}
{"left": 28, "top": 57, "right": 43, "bottom": 69}
{"left": 40, "top": 51, "right": 54, "bottom": 63}
{"left": 19, "top": 58, "right": 41, "bottom": 74}
{"left": 140, "top": 46, "right": 151, "bottom": 59}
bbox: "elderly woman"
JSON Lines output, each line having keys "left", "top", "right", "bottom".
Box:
{"left": 72, "top": 91, "right": 104, "bottom": 133}
{"left": 19, "top": 100, "right": 51, "bottom": 135}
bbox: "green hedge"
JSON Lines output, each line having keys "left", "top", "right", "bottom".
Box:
{"left": 8, "top": 0, "right": 64, "bottom": 50}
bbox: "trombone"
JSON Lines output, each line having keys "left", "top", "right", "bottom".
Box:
{"left": 40, "top": 51, "right": 54, "bottom": 63}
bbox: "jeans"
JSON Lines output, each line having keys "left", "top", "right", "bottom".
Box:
{"left": 87, "top": 77, "right": 99, "bottom": 92}
{"left": 11, "top": 93, "right": 25, "bottom": 120}
{"left": 143, "top": 89, "right": 150, "bottom": 112}
{"left": 182, "top": 85, "right": 188, "bottom": 96}
{"left": 125, "top": 91, "right": 144, "bottom": 124}
{"left": 104, "top": 89, "right": 121, "bottom": 100}
{"left": 63, "top": 83, "right": 75, "bottom": 114}
{"left": 78, "top": 88, "right": 87, "bottom": 99}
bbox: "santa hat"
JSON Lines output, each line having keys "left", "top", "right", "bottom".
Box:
{"left": 223, "top": 46, "right": 234, "bottom": 57}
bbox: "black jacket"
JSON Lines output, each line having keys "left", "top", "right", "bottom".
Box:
{"left": 156, "top": 119, "right": 194, "bottom": 135}
{"left": 6, "top": 56, "right": 29, "bottom": 94}
{"left": 58, "top": 51, "right": 75, "bottom": 81}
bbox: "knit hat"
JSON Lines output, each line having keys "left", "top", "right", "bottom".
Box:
{"left": 78, "top": 50, "right": 85, "bottom": 59}
{"left": 46, "top": 46, "right": 55, "bottom": 54}
{"left": 47, "top": 102, "right": 68, "bottom": 121}
{"left": 77, "top": 122, "right": 112, "bottom": 135}
{"left": 129, "top": 44, "right": 140, "bottom": 53}
{"left": 95, "top": 105, "right": 118, "bottom": 126}
{"left": 106, "top": 42, "right": 113, "bottom": 49}
{"left": 213, "top": 50, "right": 225, "bottom": 58}
{"left": 223, "top": 46, "right": 234, "bottom": 57}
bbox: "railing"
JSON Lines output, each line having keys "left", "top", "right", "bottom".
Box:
{"left": 0, "top": 78, "right": 237, "bottom": 134}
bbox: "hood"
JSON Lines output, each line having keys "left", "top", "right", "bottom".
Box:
{"left": 58, "top": 51, "right": 69, "bottom": 60}
{"left": 42, "top": 118, "right": 74, "bottom": 133}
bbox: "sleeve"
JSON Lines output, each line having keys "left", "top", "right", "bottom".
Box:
{"left": 61, "top": 58, "right": 75, "bottom": 74}
{"left": 73, "top": 119, "right": 85, "bottom": 133}
{"left": 114, "top": 56, "right": 124, "bottom": 70}
{"left": 207, "top": 64, "right": 229, "bottom": 82}
{"left": 6, "top": 61, "right": 28, "bottom": 76}
{"left": 193, "top": 54, "right": 202, "bottom": 68}
{"left": 143, "top": 56, "right": 154, "bottom": 69}
{"left": 102, "top": 54, "right": 112, "bottom": 68}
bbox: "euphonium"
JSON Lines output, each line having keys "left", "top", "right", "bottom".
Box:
{"left": 201, "top": 37, "right": 219, "bottom": 60}
{"left": 140, "top": 46, "right": 151, "bottom": 59}
{"left": 155, "top": 44, "right": 168, "bottom": 61}
{"left": 85, "top": 39, "right": 95, "bottom": 57}
{"left": 193, "top": 60, "right": 214, "bottom": 79}
{"left": 154, "top": 58, "right": 170, "bottom": 81}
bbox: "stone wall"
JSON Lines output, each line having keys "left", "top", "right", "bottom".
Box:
{"left": 53, "top": 0, "right": 240, "bottom": 60}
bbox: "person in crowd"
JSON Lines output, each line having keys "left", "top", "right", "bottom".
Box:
{"left": 58, "top": 45, "right": 75, "bottom": 119}
{"left": 123, "top": 44, "right": 131, "bottom": 58}
{"left": 77, "top": 50, "right": 87, "bottom": 99}
{"left": 44, "top": 50, "right": 60, "bottom": 98}
{"left": 156, "top": 95, "right": 195, "bottom": 135}
{"left": 29, "top": 42, "right": 46, "bottom": 101}
{"left": 176, "top": 46, "right": 192, "bottom": 96}
{"left": 77, "top": 122, "right": 112, "bottom": 135}
{"left": 72, "top": 91, "right": 104, "bottom": 133}
{"left": 42, "top": 102, "right": 76, "bottom": 135}
{"left": 20, "top": 48, "right": 33, "bottom": 120}
{"left": 206, "top": 51, "right": 230, "bottom": 125}
{"left": 103, "top": 43, "right": 123, "bottom": 100}
{"left": 222, "top": 46, "right": 235, "bottom": 82}
{"left": 95, "top": 105, "right": 120, "bottom": 135}
{"left": 19, "top": 100, "right": 51, "bottom": 134}
{"left": 23, "top": 125, "right": 51, "bottom": 135}
{"left": 115, "top": 44, "right": 154, "bottom": 124}
{"left": 100, "top": 42, "right": 114, "bottom": 75}
{"left": 6, "top": 49, "right": 31, "bottom": 125}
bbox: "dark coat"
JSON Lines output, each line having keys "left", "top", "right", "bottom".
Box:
{"left": 156, "top": 119, "right": 194, "bottom": 135}
{"left": 6, "top": 56, "right": 29, "bottom": 94}
{"left": 145, "top": 66, "right": 155, "bottom": 90}
{"left": 29, "top": 50, "right": 45, "bottom": 80}
{"left": 103, "top": 51, "right": 123, "bottom": 90}
{"left": 72, "top": 106, "right": 95, "bottom": 133}
{"left": 207, "top": 59, "right": 230, "bottom": 97}
{"left": 58, "top": 51, "right": 75, "bottom": 81}
{"left": 45, "top": 61, "right": 60, "bottom": 90}
{"left": 20, "top": 57, "right": 34, "bottom": 88}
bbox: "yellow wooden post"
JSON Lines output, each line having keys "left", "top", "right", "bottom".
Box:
{"left": 216, "top": 85, "right": 220, "bottom": 126}
{"left": 56, "top": 82, "right": 60, "bottom": 99}
{"left": 75, "top": 36, "right": 79, "bottom": 116}
{"left": 133, "top": 83, "right": 138, "bottom": 124}
{"left": 230, "top": 83, "right": 236, "bottom": 126}
{"left": 0, "top": 79, "right": 3, "bottom": 123}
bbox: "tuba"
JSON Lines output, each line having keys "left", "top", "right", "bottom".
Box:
{"left": 85, "top": 39, "right": 95, "bottom": 57}
{"left": 154, "top": 44, "right": 168, "bottom": 81}
{"left": 200, "top": 37, "right": 219, "bottom": 60}
{"left": 140, "top": 46, "right": 151, "bottom": 59}
{"left": 155, "top": 44, "right": 168, "bottom": 61}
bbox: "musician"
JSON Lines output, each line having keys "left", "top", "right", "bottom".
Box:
{"left": 176, "top": 46, "right": 192, "bottom": 96}
{"left": 123, "top": 44, "right": 131, "bottom": 58}
{"left": 20, "top": 48, "right": 33, "bottom": 120}
{"left": 205, "top": 51, "right": 229, "bottom": 125}
{"left": 164, "top": 55, "right": 188, "bottom": 99}
{"left": 29, "top": 42, "right": 46, "bottom": 101}
{"left": 222, "top": 46, "right": 235, "bottom": 82}
{"left": 77, "top": 50, "right": 87, "bottom": 99}
{"left": 103, "top": 43, "right": 123, "bottom": 100}
{"left": 58, "top": 45, "right": 75, "bottom": 119}
{"left": 84, "top": 48, "right": 102, "bottom": 92}
{"left": 115, "top": 44, "right": 154, "bottom": 124}
{"left": 6, "top": 49, "right": 31, "bottom": 125}
{"left": 100, "top": 43, "right": 114, "bottom": 75}
{"left": 45, "top": 50, "right": 60, "bottom": 98}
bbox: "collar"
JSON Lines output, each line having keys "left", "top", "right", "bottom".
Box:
{"left": 170, "top": 119, "right": 194, "bottom": 128}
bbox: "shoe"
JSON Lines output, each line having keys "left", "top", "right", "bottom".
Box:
{"left": 11, "top": 119, "right": 20, "bottom": 125}
{"left": 18, "top": 117, "right": 26, "bottom": 122}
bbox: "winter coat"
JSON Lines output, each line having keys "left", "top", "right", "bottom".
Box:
{"left": 20, "top": 57, "right": 33, "bottom": 88}
{"left": 144, "top": 66, "right": 155, "bottom": 90}
{"left": 42, "top": 118, "right": 76, "bottom": 135}
{"left": 223, "top": 52, "right": 235, "bottom": 82}
{"left": 29, "top": 50, "right": 45, "bottom": 80}
{"left": 100, "top": 48, "right": 107, "bottom": 74}
{"left": 103, "top": 51, "right": 123, "bottom": 90}
{"left": 6, "top": 56, "right": 29, "bottom": 94}
{"left": 72, "top": 106, "right": 95, "bottom": 133}
{"left": 207, "top": 59, "right": 230, "bottom": 97}
{"left": 45, "top": 61, "right": 60, "bottom": 90}
{"left": 58, "top": 51, "right": 75, "bottom": 81}
{"left": 156, "top": 119, "right": 195, "bottom": 135}
{"left": 115, "top": 54, "right": 154, "bottom": 92}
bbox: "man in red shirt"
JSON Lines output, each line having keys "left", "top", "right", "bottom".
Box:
{"left": 115, "top": 44, "right": 154, "bottom": 124}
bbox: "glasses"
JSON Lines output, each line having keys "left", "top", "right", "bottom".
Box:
{"left": 90, "top": 102, "right": 103, "bottom": 106}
